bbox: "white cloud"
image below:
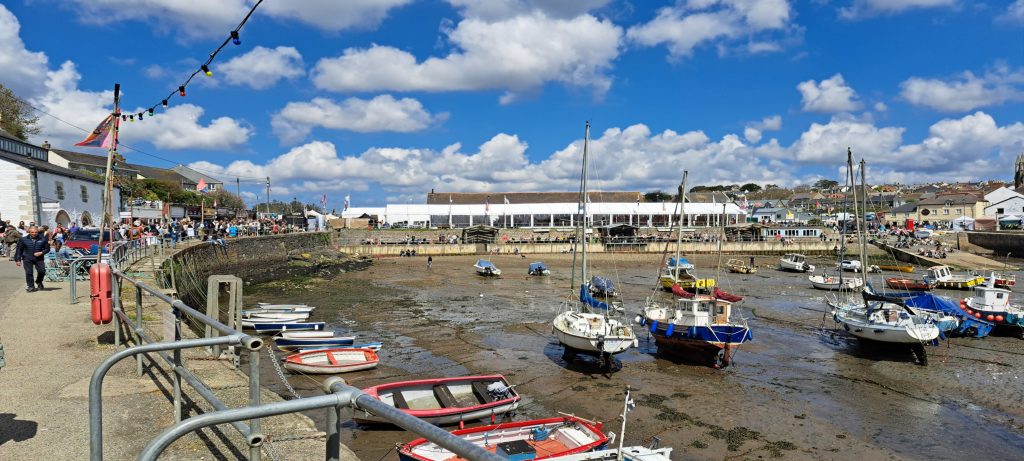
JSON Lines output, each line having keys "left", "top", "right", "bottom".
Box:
{"left": 311, "top": 12, "right": 622, "bottom": 101}
{"left": 29, "top": 61, "right": 251, "bottom": 151}
{"left": 999, "top": 0, "right": 1024, "bottom": 23}
{"left": 448, "top": 0, "right": 611, "bottom": 20}
{"left": 260, "top": 0, "right": 413, "bottom": 32}
{"left": 797, "top": 74, "right": 862, "bottom": 113}
{"left": 874, "top": 102, "right": 888, "bottom": 112}
{"left": 66, "top": 0, "right": 413, "bottom": 39}
{"left": 786, "top": 115, "right": 905, "bottom": 164}
{"left": 190, "top": 124, "right": 792, "bottom": 197}
{"left": 271, "top": 95, "right": 447, "bottom": 144}
{"left": 839, "top": 0, "right": 957, "bottom": 19}
{"left": 626, "top": 0, "right": 793, "bottom": 59}
{"left": 899, "top": 67, "right": 1024, "bottom": 112}
{"left": 743, "top": 115, "right": 782, "bottom": 143}
{"left": 218, "top": 46, "right": 305, "bottom": 90}
{"left": 0, "top": 5, "right": 50, "bottom": 99}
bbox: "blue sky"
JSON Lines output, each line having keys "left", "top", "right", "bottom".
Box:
{"left": 2, "top": 0, "right": 1022, "bottom": 207}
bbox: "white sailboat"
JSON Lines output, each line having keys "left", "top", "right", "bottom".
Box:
{"left": 830, "top": 149, "right": 939, "bottom": 365}
{"left": 552, "top": 122, "right": 638, "bottom": 369}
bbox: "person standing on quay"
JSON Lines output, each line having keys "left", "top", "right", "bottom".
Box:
{"left": 14, "top": 226, "right": 50, "bottom": 292}
{"left": 427, "top": 255, "right": 433, "bottom": 268}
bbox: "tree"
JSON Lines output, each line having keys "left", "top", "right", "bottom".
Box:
{"left": 644, "top": 191, "right": 673, "bottom": 202}
{"left": 0, "top": 84, "right": 40, "bottom": 141}
{"left": 740, "top": 183, "right": 762, "bottom": 193}
{"left": 813, "top": 179, "right": 839, "bottom": 191}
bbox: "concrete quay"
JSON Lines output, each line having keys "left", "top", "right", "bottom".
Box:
{"left": 0, "top": 240, "right": 356, "bottom": 460}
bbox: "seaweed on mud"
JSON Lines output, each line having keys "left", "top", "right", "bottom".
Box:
{"left": 670, "top": 391, "right": 691, "bottom": 399}
{"left": 689, "top": 440, "right": 709, "bottom": 449}
{"left": 765, "top": 440, "right": 798, "bottom": 457}
{"left": 707, "top": 425, "right": 762, "bottom": 451}
{"left": 634, "top": 393, "right": 668, "bottom": 408}
{"left": 571, "top": 385, "right": 587, "bottom": 392}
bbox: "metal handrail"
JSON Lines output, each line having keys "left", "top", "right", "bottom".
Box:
{"left": 139, "top": 377, "right": 504, "bottom": 461}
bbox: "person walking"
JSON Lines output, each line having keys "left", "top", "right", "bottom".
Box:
{"left": 14, "top": 226, "right": 50, "bottom": 292}
{"left": 427, "top": 255, "right": 433, "bottom": 268}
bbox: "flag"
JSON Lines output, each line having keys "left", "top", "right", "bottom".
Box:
{"left": 75, "top": 114, "right": 116, "bottom": 148}
{"left": 504, "top": 196, "right": 510, "bottom": 205}
{"left": 741, "top": 197, "right": 749, "bottom": 211}
{"left": 344, "top": 195, "right": 350, "bottom": 211}
{"left": 815, "top": 200, "right": 821, "bottom": 209}
{"left": 196, "top": 178, "right": 207, "bottom": 192}
{"left": 485, "top": 196, "right": 490, "bottom": 213}
{"left": 321, "top": 193, "right": 327, "bottom": 209}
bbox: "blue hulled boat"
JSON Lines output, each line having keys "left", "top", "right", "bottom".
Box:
{"left": 638, "top": 295, "right": 752, "bottom": 368}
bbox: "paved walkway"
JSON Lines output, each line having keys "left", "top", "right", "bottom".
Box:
{"left": 0, "top": 247, "right": 355, "bottom": 460}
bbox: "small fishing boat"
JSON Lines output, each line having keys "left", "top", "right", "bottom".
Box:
{"left": 301, "top": 341, "right": 383, "bottom": 353}
{"left": 589, "top": 276, "right": 618, "bottom": 297}
{"left": 283, "top": 348, "right": 378, "bottom": 374}
{"left": 474, "top": 259, "right": 501, "bottom": 276}
{"left": 638, "top": 295, "right": 752, "bottom": 368}
{"left": 885, "top": 277, "right": 935, "bottom": 292}
{"left": 903, "top": 293, "right": 993, "bottom": 338}
{"left": 924, "top": 265, "right": 985, "bottom": 290}
{"left": 241, "top": 317, "right": 301, "bottom": 328}
{"left": 247, "top": 312, "right": 310, "bottom": 321}
{"left": 839, "top": 260, "right": 862, "bottom": 272}
{"left": 274, "top": 335, "right": 356, "bottom": 351}
{"left": 963, "top": 275, "right": 1024, "bottom": 338}
{"left": 726, "top": 258, "right": 756, "bottom": 274}
{"left": 280, "top": 331, "right": 334, "bottom": 339}
{"left": 809, "top": 274, "right": 864, "bottom": 291}
{"left": 779, "top": 253, "right": 815, "bottom": 273}
{"left": 353, "top": 375, "right": 521, "bottom": 425}
{"left": 398, "top": 415, "right": 608, "bottom": 461}
{"left": 256, "top": 303, "right": 314, "bottom": 312}
{"left": 546, "top": 446, "right": 672, "bottom": 461}
{"left": 529, "top": 261, "right": 551, "bottom": 276}
{"left": 986, "top": 272, "right": 1016, "bottom": 289}
{"left": 251, "top": 322, "right": 326, "bottom": 333}
{"left": 878, "top": 264, "right": 914, "bottom": 273}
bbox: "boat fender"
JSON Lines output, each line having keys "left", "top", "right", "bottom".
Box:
{"left": 649, "top": 321, "right": 658, "bottom": 333}
{"left": 987, "top": 315, "right": 995, "bottom": 321}
{"left": 89, "top": 263, "right": 113, "bottom": 325}
{"left": 635, "top": 315, "right": 645, "bottom": 325}
{"left": 996, "top": 315, "right": 1004, "bottom": 322}
{"left": 974, "top": 312, "right": 982, "bottom": 318}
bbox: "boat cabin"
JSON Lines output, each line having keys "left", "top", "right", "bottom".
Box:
{"left": 970, "top": 285, "right": 1012, "bottom": 310}
{"left": 927, "top": 265, "right": 952, "bottom": 281}
{"left": 783, "top": 253, "right": 807, "bottom": 264}
{"left": 670, "top": 297, "right": 733, "bottom": 327}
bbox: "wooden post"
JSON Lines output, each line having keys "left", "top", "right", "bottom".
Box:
{"left": 96, "top": 84, "right": 120, "bottom": 264}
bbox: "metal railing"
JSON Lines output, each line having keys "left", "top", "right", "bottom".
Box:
{"left": 91, "top": 239, "right": 506, "bottom": 461}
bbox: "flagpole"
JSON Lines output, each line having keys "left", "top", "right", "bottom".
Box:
{"left": 96, "top": 84, "right": 120, "bottom": 264}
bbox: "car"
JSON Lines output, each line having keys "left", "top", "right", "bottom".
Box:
{"left": 65, "top": 228, "right": 117, "bottom": 254}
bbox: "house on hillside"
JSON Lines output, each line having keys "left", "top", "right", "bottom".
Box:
{"left": 788, "top": 191, "right": 825, "bottom": 210}
{"left": 914, "top": 193, "right": 987, "bottom": 226}
{"left": 984, "top": 187, "right": 1024, "bottom": 218}
{"left": 49, "top": 148, "right": 196, "bottom": 189}
{"left": 171, "top": 165, "right": 223, "bottom": 192}
{"left": 0, "top": 129, "right": 119, "bottom": 227}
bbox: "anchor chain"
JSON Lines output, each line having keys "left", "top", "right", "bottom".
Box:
{"left": 266, "top": 346, "right": 302, "bottom": 400}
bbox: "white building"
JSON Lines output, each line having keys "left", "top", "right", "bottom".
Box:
{"left": 0, "top": 128, "right": 120, "bottom": 227}
{"left": 342, "top": 202, "right": 745, "bottom": 229}
{"left": 984, "top": 187, "right": 1024, "bottom": 217}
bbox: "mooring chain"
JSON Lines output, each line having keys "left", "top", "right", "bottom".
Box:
{"left": 266, "top": 346, "right": 303, "bottom": 400}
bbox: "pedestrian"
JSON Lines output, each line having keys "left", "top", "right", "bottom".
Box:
{"left": 427, "top": 255, "right": 433, "bottom": 268}
{"left": 4, "top": 225, "right": 22, "bottom": 260}
{"left": 14, "top": 226, "right": 50, "bottom": 292}
{"left": 749, "top": 256, "right": 755, "bottom": 269}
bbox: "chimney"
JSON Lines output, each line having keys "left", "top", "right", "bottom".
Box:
{"left": 42, "top": 141, "right": 51, "bottom": 150}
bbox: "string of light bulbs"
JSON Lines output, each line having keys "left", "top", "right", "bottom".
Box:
{"left": 120, "top": 0, "right": 266, "bottom": 124}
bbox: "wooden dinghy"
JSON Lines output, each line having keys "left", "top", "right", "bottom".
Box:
{"left": 353, "top": 375, "right": 520, "bottom": 425}
{"left": 885, "top": 277, "right": 934, "bottom": 292}
{"left": 283, "top": 348, "right": 379, "bottom": 374}
{"left": 398, "top": 415, "right": 608, "bottom": 461}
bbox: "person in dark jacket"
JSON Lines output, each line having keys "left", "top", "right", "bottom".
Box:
{"left": 15, "top": 226, "right": 50, "bottom": 292}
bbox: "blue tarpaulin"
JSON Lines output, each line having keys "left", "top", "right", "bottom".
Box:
{"left": 579, "top": 284, "right": 610, "bottom": 310}
{"left": 591, "top": 276, "right": 615, "bottom": 294}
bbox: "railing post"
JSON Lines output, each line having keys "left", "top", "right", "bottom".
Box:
{"left": 325, "top": 403, "right": 342, "bottom": 461}
{"left": 112, "top": 275, "right": 121, "bottom": 348}
{"left": 173, "top": 309, "right": 183, "bottom": 422}
{"left": 135, "top": 287, "right": 144, "bottom": 376}
{"left": 248, "top": 347, "right": 262, "bottom": 461}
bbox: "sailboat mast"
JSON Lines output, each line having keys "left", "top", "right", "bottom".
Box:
{"left": 858, "top": 158, "right": 870, "bottom": 282}
{"left": 581, "top": 122, "right": 591, "bottom": 283}
{"left": 674, "top": 171, "right": 688, "bottom": 278}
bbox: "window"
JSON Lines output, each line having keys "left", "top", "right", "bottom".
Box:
{"left": 208, "top": 183, "right": 218, "bottom": 191}
{"left": 943, "top": 209, "right": 949, "bottom": 215}
{"left": 955, "top": 209, "right": 962, "bottom": 214}
{"left": 81, "top": 185, "right": 89, "bottom": 203}
{"left": 997, "top": 208, "right": 1005, "bottom": 214}
{"left": 55, "top": 181, "right": 65, "bottom": 200}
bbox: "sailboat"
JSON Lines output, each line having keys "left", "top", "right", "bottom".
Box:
{"left": 656, "top": 188, "right": 713, "bottom": 291}
{"left": 636, "top": 171, "right": 752, "bottom": 368}
{"left": 830, "top": 149, "right": 940, "bottom": 365}
{"left": 809, "top": 179, "right": 864, "bottom": 291}
{"left": 551, "top": 122, "right": 638, "bottom": 370}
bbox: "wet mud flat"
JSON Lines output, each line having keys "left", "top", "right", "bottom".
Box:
{"left": 248, "top": 253, "right": 1024, "bottom": 460}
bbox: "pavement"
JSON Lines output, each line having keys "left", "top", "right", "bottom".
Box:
{"left": 0, "top": 249, "right": 356, "bottom": 460}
